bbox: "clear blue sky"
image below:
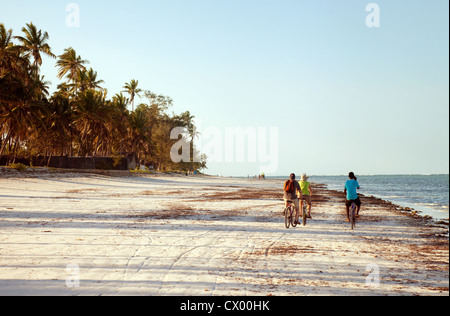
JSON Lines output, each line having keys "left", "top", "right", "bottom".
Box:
{"left": 2, "top": 0, "right": 449, "bottom": 176}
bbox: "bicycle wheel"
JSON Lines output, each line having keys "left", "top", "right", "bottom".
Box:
{"left": 351, "top": 203, "right": 356, "bottom": 230}
{"left": 302, "top": 204, "right": 307, "bottom": 226}
{"left": 285, "top": 206, "right": 291, "bottom": 229}
{"left": 291, "top": 207, "right": 298, "bottom": 227}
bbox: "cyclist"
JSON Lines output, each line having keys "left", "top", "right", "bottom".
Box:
{"left": 300, "top": 173, "right": 312, "bottom": 219}
{"left": 283, "top": 173, "right": 302, "bottom": 224}
{"left": 344, "top": 172, "right": 361, "bottom": 222}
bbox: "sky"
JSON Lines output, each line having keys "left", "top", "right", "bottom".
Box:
{"left": 1, "top": 0, "right": 449, "bottom": 176}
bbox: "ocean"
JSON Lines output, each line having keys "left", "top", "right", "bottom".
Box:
{"left": 305, "top": 174, "right": 449, "bottom": 221}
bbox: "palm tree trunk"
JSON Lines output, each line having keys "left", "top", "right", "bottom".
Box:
{"left": 34, "top": 59, "right": 38, "bottom": 81}
{"left": 47, "top": 153, "right": 53, "bottom": 167}
{"left": 0, "top": 130, "right": 12, "bottom": 157}
{"left": 70, "top": 130, "right": 74, "bottom": 156}
{"left": 10, "top": 136, "right": 19, "bottom": 164}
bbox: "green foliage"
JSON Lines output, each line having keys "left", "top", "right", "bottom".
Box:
{"left": 7, "top": 163, "right": 27, "bottom": 172}
{"left": 112, "top": 153, "right": 124, "bottom": 167}
{"left": 0, "top": 22, "right": 207, "bottom": 172}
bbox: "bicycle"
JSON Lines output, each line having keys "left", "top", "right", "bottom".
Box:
{"left": 300, "top": 197, "right": 308, "bottom": 226}
{"left": 284, "top": 201, "right": 298, "bottom": 229}
{"left": 349, "top": 201, "right": 357, "bottom": 230}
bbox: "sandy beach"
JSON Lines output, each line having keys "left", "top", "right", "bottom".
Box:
{"left": 0, "top": 170, "right": 448, "bottom": 296}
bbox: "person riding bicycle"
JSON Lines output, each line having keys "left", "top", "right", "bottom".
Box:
{"left": 284, "top": 173, "right": 302, "bottom": 224}
{"left": 344, "top": 172, "right": 361, "bottom": 222}
{"left": 299, "top": 173, "right": 312, "bottom": 219}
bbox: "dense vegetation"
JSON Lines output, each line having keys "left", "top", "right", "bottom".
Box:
{"left": 0, "top": 22, "right": 206, "bottom": 171}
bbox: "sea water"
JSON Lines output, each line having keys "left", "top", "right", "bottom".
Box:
{"left": 308, "top": 174, "right": 449, "bottom": 221}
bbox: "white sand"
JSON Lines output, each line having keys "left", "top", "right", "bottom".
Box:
{"left": 0, "top": 172, "right": 448, "bottom": 296}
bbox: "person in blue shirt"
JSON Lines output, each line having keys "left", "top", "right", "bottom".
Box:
{"left": 344, "top": 172, "right": 361, "bottom": 222}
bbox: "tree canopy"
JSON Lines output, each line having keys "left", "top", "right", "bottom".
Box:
{"left": 0, "top": 22, "right": 206, "bottom": 172}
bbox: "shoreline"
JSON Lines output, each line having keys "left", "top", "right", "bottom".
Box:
{"left": 0, "top": 170, "right": 448, "bottom": 295}
{"left": 2, "top": 167, "right": 448, "bottom": 225}
{"left": 271, "top": 174, "right": 450, "bottom": 224}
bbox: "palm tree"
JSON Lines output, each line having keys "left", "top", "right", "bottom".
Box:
{"left": 123, "top": 79, "right": 142, "bottom": 111}
{"left": 47, "top": 94, "right": 75, "bottom": 156}
{"left": 0, "top": 23, "right": 27, "bottom": 76}
{"left": 1, "top": 23, "right": 48, "bottom": 159}
{"left": 0, "top": 23, "right": 13, "bottom": 68}
{"left": 112, "top": 93, "right": 129, "bottom": 113}
{"left": 1, "top": 24, "right": 18, "bottom": 157}
{"left": 56, "top": 47, "right": 89, "bottom": 98}
{"left": 0, "top": 89, "right": 49, "bottom": 160}
{"left": 178, "top": 111, "right": 196, "bottom": 141}
{"left": 78, "top": 68, "right": 104, "bottom": 92}
{"left": 111, "top": 93, "right": 130, "bottom": 154}
{"left": 127, "top": 106, "right": 151, "bottom": 163}
{"left": 73, "top": 90, "right": 112, "bottom": 156}
{"left": 0, "top": 23, "right": 12, "bottom": 48}
{"left": 30, "top": 74, "right": 51, "bottom": 101}
{"left": 1, "top": 23, "right": 207, "bottom": 171}
{"left": 176, "top": 111, "right": 200, "bottom": 169}
{"left": 14, "top": 22, "right": 55, "bottom": 80}
{"left": 54, "top": 82, "right": 72, "bottom": 99}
